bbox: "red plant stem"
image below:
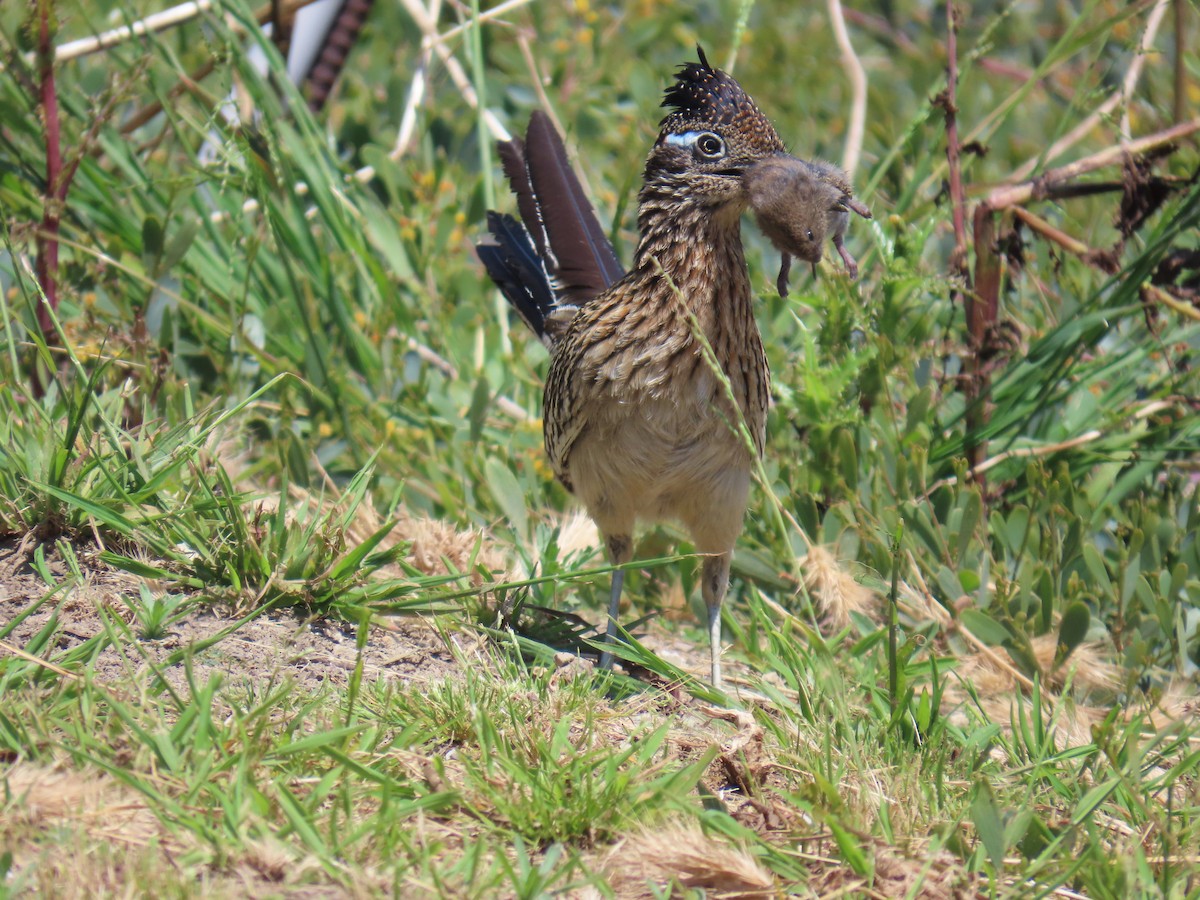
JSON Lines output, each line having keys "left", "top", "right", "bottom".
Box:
{"left": 34, "top": 0, "right": 64, "bottom": 341}
{"left": 970, "top": 209, "right": 1001, "bottom": 357}
{"left": 944, "top": 1, "right": 968, "bottom": 275}
{"left": 940, "top": 1, "right": 991, "bottom": 479}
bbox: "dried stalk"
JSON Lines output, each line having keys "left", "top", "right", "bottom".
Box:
{"left": 1009, "top": 0, "right": 1171, "bottom": 182}
{"left": 1010, "top": 206, "right": 1092, "bottom": 257}
{"left": 924, "top": 399, "right": 1180, "bottom": 494}
{"left": 396, "top": 0, "right": 511, "bottom": 142}
{"left": 1143, "top": 284, "right": 1200, "bottom": 322}
{"left": 827, "top": 0, "right": 867, "bottom": 178}
{"left": 391, "top": 0, "right": 443, "bottom": 160}
{"left": 984, "top": 118, "right": 1200, "bottom": 211}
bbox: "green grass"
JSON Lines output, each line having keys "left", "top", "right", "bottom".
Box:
{"left": 2, "top": 0, "right": 1200, "bottom": 895}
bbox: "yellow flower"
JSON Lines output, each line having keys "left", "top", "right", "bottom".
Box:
{"left": 317, "top": 422, "right": 333, "bottom": 438}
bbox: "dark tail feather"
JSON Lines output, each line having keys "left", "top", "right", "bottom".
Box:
{"left": 476, "top": 212, "right": 559, "bottom": 346}
{"left": 478, "top": 112, "right": 624, "bottom": 346}
{"left": 497, "top": 136, "right": 545, "bottom": 257}
{"left": 522, "top": 112, "right": 623, "bottom": 302}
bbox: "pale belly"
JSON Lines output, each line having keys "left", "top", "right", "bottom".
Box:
{"left": 566, "top": 393, "right": 754, "bottom": 554}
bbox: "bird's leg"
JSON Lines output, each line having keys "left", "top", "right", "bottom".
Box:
{"left": 702, "top": 551, "right": 732, "bottom": 688}
{"left": 599, "top": 534, "right": 632, "bottom": 670}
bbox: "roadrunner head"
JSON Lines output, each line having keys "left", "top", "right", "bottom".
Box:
{"left": 647, "top": 47, "right": 787, "bottom": 207}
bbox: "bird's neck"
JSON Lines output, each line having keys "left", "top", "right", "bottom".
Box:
{"left": 632, "top": 190, "right": 755, "bottom": 345}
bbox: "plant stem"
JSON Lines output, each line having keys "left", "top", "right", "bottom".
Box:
{"left": 34, "top": 0, "right": 63, "bottom": 346}
{"left": 888, "top": 521, "right": 902, "bottom": 714}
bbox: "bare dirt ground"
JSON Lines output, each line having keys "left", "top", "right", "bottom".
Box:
{"left": 0, "top": 536, "right": 991, "bottom": 898}
{"left": 0, "top": 539, "right": 463, "bottom": 699}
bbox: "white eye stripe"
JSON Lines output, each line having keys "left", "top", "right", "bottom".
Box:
{"left": 665, "top": 131, "right": 704, "bottom": 147}
{"left": 665, "top": 131, "right": 727, "bottom": 159}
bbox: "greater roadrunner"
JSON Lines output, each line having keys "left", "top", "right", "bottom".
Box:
{"left": 477, "top": 49, "right": 799, "bottom": 687}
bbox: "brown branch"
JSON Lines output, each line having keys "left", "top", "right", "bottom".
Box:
{"left": 1010, "top": 206, "right": 1091, "bottom": 257}
{"left": 938, "top": 1, "right": 992, "bottom": 479}
{"left": 939, "top": 1, "right": 969, "bottom": 277}
{"left": 968, "top": 206, "right": 1002, "bottom": 471}
{"left": 1143, "top": 283, "right": 1200, "bottom": 322}
{"left": 983, "top": 118, "right": 1200, "bottom": 212}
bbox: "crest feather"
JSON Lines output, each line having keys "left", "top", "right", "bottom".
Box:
{"left": 659, "top": 47, "right": 785, "bottom": 155}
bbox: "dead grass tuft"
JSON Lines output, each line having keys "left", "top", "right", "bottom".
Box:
{"left": 596, "top": 821, "right": 775, "bottom": 898}
{"left": 2, "top": 762, "right": 183, "bottom": 896}
{"left": 392, "top": 506, "right": 508, "bottom": 580}
{"left": 801, "top": 545, "right": 877, "bottom": 631}
{"left": 555, "top": 509, "right": 601, "bottom": 558}
{"left": 808, "top": 840, "right": 980, "bottom": 899}
{"left": 286, "top": 460, "right": 511, "bottom": 582}
{"left": 3, "top": 762, "right": 170, "bottom": 853}
{"left": 952, "top": 633, "right": 1122, "bottom": 698}
{"left": 1152, "top": 680, "right": 1200, "bottom": 729}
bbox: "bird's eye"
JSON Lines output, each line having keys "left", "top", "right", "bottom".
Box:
{"left": 696, "top": 132, "right": 725, "bottom": 158}
{"left": 806, "top": 230, "right": 815, "bottom": 241}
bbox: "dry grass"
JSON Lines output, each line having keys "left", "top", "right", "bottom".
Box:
{"left": 595, "top": 821, "right": 775, "bottom": 899}
{"left": 801, "top": 544, "right": 878, "bottom": 632}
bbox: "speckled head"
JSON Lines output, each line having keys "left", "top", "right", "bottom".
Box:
{"left": 658, "top": 47, "right": 786, "bottom": 159}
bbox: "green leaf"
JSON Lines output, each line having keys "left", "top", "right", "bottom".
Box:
{"left": 1081, "top": 544, "right": 1112, "bottom": 594}
{"left": 959, "top": 608, "right": 1010, "bottom": 646}
{"left": 954, "top": 490, "right": 982, "bottom": 565}
{"left": 484, "top": 456, "right": 528, "bottom": 537}
{"left": 837, "top": 429, "right": 858, "bottom": 490}
{"left": 467, "top": 372, "right": 490, "bottom": 443}
{"left": 971, "top": 780, "right": 1007, "bottom": 872}
{"left": 1003, "top": 506, "right": 1030, "bottom": 556}
{"left": 1054, "top": 601, "right": 1090, "bottom": 667}
{"left": 827, "top": 816, "right": 871, "bottom": 876}
{"left": 142, "top": 214, "right": 164, "bottom": 263}
{"left": 327, "top": 519, "right": 397, "bottom": 583}
{"left": 161, "top": 217, "right": 200, "bottom": 272}
{"left": 905, "top": 385, "right": 932, "bottom": 437}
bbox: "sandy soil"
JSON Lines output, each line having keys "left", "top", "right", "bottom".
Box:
{"left": 0, "top": 537, "right": 462, "bottom": 698}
